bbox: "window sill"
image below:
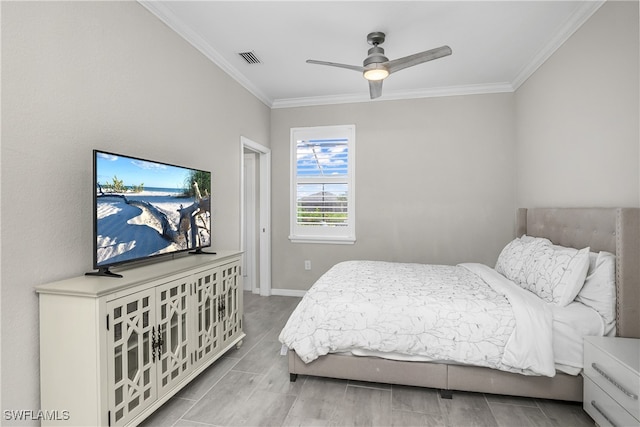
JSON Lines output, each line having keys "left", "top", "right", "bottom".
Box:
{"left": 288, "top": 235, "right": 356, "bottom": 245}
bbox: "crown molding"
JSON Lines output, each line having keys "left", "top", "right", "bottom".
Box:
{"left": 138, "top": 1, "right": 273, "bottom": 107}
{"left": 511, "top": 0, "right": 605, "bottom": 90}
{"left": 271, "top": 82, "right": 514, "bottom": 109}
{"left": 140, "top": 0, "right": 604, "bottom": 109}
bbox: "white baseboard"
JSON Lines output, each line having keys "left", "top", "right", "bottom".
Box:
{"left": 270, "top": 288, "right": 307, "bottom": 298}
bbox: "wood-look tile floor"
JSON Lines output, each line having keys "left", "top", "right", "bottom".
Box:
{"left": 141, "top": 292, "right": 595, "bottom": 427}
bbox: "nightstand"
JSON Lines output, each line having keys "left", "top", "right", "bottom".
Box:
{"left": 583, "top": 336, "right": 639, "bottom": 427}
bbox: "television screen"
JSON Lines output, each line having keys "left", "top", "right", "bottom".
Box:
{"left": 91, "top": 150, "right": 212, "bottom": 276}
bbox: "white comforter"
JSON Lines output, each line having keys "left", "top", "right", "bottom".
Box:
{"left": 279, "top": 260, "right": 556, "bottom": 376}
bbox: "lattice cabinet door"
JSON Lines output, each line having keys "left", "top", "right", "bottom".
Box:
{"left": 156, "top": 277, "right": 192, "bottom": 397}
{"left": 192, "top": 268, "right": 220, "bottom": 367}
{"left": 220, "top": 261, "right": 243, "bottom": 346}
{"left": 106, "top": 289, "right": 157, "bottom": 426}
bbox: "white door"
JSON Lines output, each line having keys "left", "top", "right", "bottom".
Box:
{"left": 243, "top": 152, "right": 257, "bottom": 292}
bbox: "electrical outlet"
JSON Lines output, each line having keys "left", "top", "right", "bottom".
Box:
{"left": 304, "top": 260, "right": 311, "bottom": 270}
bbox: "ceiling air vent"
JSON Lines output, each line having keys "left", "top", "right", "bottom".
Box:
{"left": 238, "top": 51, "right": 261, "bottom": 64}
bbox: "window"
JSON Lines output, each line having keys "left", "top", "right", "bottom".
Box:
{"left": 289, "top": 125, "right": 355, "bottom": 244}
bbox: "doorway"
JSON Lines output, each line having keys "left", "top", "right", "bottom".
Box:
{"left": 240, "top": 137, "right": 271, "bottom": 296}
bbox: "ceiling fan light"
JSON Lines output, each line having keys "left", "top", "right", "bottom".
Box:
{"left": 363, "top": 67, "right": 389, "bottom": 81}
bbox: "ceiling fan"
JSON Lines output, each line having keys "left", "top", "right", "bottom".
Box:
{"left": 307, "top": 32, "right": 452, "bottom": 99}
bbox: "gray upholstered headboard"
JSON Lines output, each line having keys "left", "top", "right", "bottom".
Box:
{"left": 516, "top": 208, "right": 640, "bottom": 339}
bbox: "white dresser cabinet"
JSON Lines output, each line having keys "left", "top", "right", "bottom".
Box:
{"left": 36, "top": 251, "right": 244, "bottom": 426}
{"left": 583, "top": 336, "right": 639, "bottom": 427}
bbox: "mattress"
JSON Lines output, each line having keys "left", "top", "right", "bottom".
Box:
{"left": 551, "top": 301, "right": 604, "bottom": 374}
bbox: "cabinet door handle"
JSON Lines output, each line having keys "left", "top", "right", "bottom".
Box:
{"left": 590, "top": 400, "right": 619, "bottom": 427}
{"left": 152, "top": 326, "right": 157, "bottom": 362}
{"left": 591, "top": 363, "right": 638, "bottom": 400}
{"left": 157, "top": 325, "right": 165, "bottom": 354}
{"left": 218, "top": 300, "right": 226, "bottom": 321}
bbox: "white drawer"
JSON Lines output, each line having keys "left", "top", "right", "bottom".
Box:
{"left": 584, "top": 377, "right": 639, "bottom": 427}
{"left": 584, "top": 342, "right": 640, "bottom": 420}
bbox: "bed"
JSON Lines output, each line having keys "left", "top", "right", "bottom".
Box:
{"left": 279, "top": 207, "right": 640, "bottom": 401}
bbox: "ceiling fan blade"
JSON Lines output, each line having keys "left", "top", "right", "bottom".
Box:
{"left": 369, "top": 80, "right": 383, "bottom": 99}
{"left": 306, "top": 59, "right": 364, "bottom": 72}
{"left": 386, "top": 46, "right": 452, "bottom": 74}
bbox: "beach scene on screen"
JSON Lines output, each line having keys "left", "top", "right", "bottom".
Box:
{"left": 95, "top": 152, "right": 211, "bottom": 266}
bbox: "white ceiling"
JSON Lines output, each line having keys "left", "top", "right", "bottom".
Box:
{"left": 139, "top": 1, "right": 604, "bottom": 108}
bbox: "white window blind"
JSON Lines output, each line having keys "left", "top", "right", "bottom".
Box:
{"left": 290, "top": 125, "right": 355, "bottom": 244}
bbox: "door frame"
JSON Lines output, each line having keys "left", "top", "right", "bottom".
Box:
{"left": 240, "top": 136, "right": 271, "bottom": 296}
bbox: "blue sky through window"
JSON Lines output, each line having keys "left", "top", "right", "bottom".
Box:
{"left": 296, "top": 138, "right": 348, "bottom": 177}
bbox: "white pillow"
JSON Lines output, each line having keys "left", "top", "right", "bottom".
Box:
{"left": 576, "top": 251, "right": 616, "bottom": 335}
{"left": 496, "top": 236, "right": 590, "bottom": 306}
{"left": 495, "top": 236, "right": 550, "bottom": 281}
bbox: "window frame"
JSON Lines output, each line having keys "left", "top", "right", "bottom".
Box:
{"left": 289, "top": 125, "right": 356, "bottom": 244}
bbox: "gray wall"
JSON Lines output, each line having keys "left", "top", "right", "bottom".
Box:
{"left": 515, "top": 0, "right": 639, "bottom": 207}
{"left": 1, "top": 1, "right": 270, "bottom": 418}
{"left": 271, "top": 94, "right": 517, "bottom": 292}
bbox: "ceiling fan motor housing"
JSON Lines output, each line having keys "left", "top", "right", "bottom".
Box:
{"left": 363, "top": 46, "right": 389, "bottom": 66}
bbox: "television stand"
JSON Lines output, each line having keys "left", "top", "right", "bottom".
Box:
{"left": 85, "top": 267, "right": 123, "bottom": 278}
{"left": 37, "top": 251, "right": 244, "bottom": 426}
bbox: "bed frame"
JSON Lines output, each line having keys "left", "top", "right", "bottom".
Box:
{"left": 287, "top": 207, "right": 640, "bottom": 401}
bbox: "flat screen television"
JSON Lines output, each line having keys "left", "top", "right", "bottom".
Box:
{"left": 88, "top": 149, "right": 212, "bottom": 277}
